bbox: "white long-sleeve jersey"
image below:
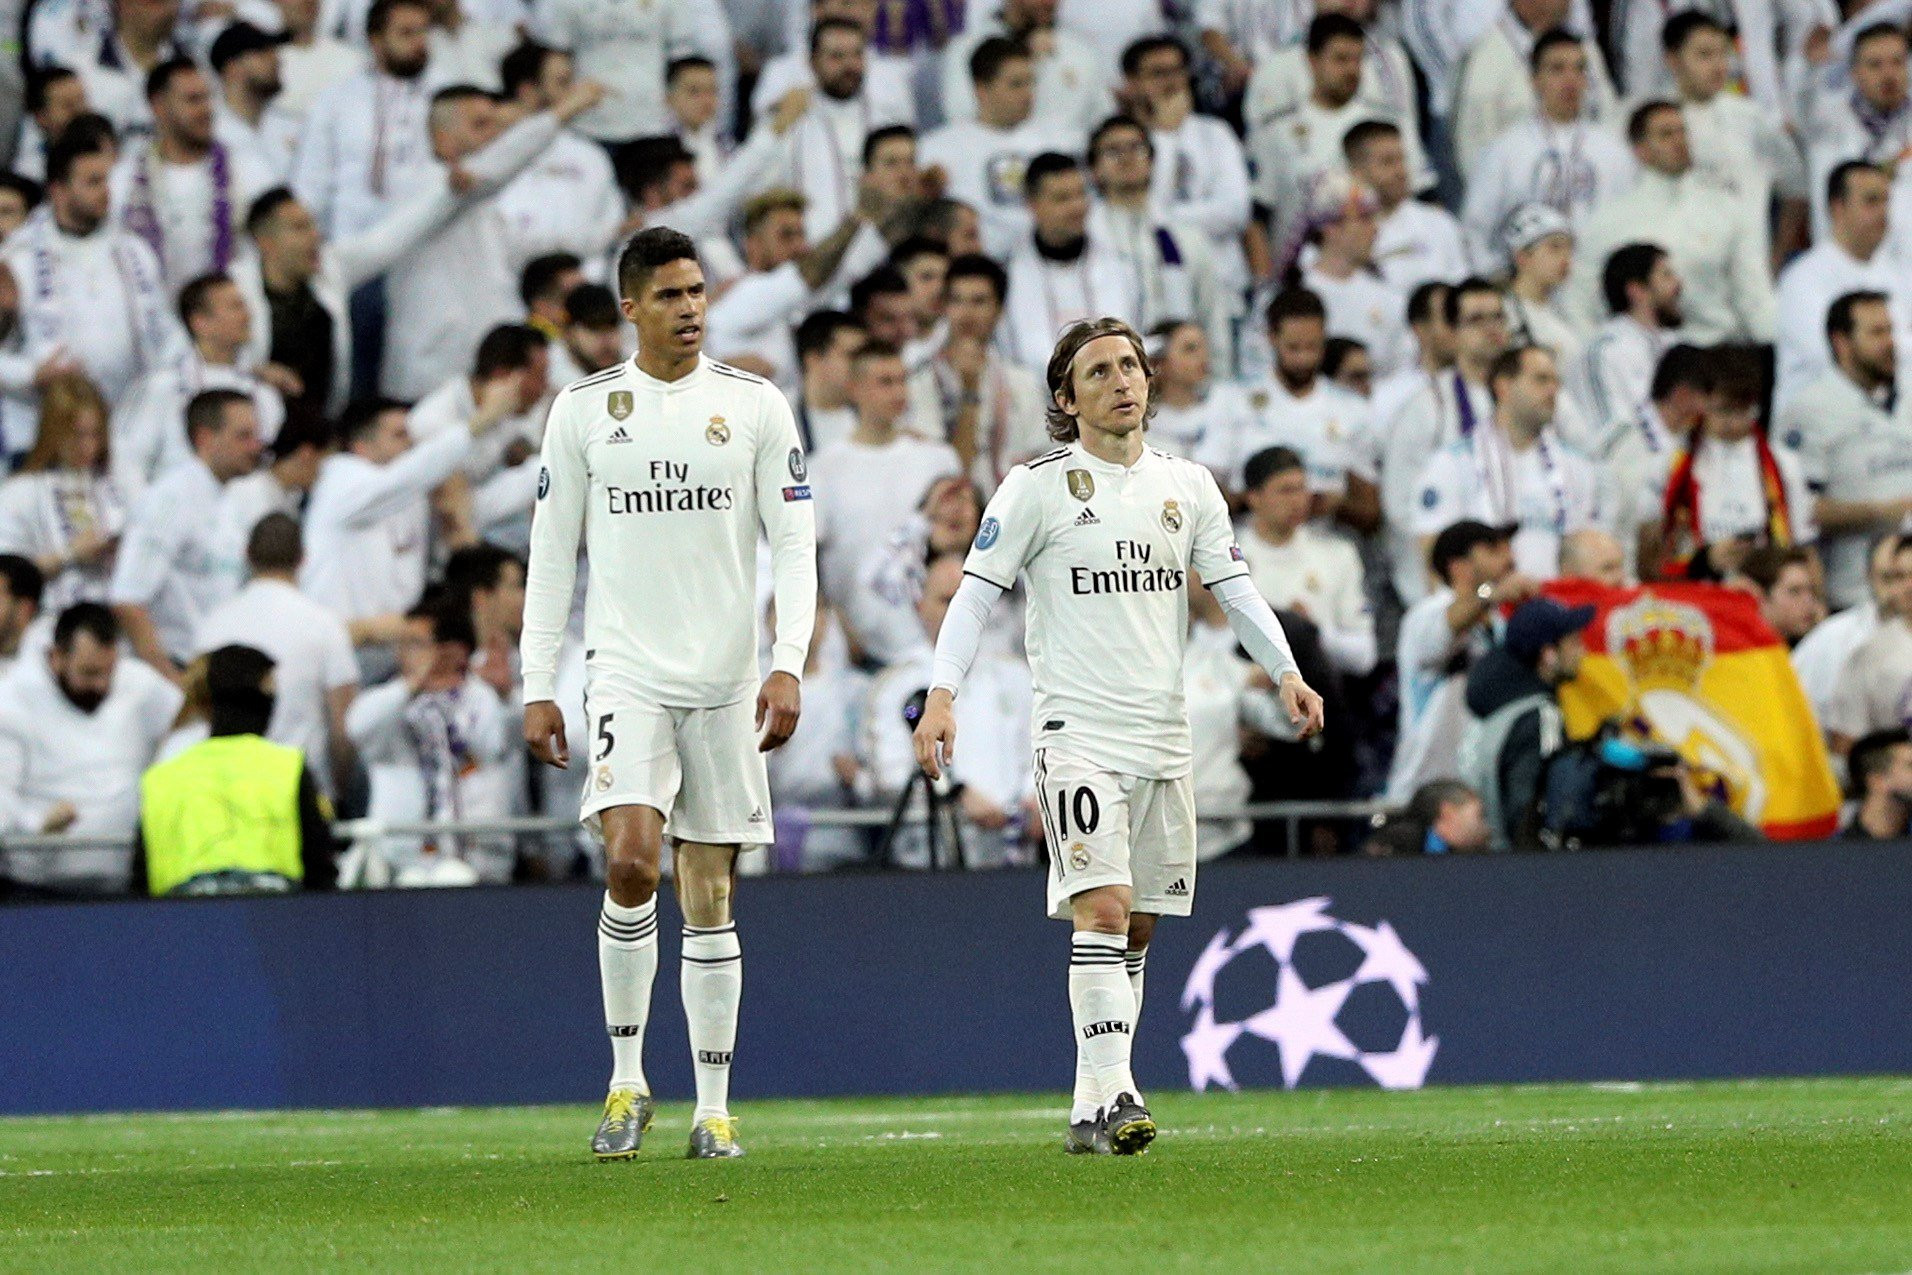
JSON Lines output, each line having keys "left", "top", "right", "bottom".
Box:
{"left": 520, "top": 355, "right": 818, "bottom": 708}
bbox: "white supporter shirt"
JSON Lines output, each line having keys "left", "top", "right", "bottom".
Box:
{"left": 1252, "top": 97, "right": 1429, "bottom": 261}
{"left": 1237, "top": 520, "right": 1377, "bottom": 675}
{"left": 1682, "top": 91, "right": 1807, "bottom": 220}
{"left": 534, "top": 0, "right": 696, "bottom": 141}
{"left": 1776, "top": 369, "right": 1912, "bottom": 609}
{"left": 782, "top": 89, "right": 915, "bottom": 242}
{"left": 1149, "top": 113, "right": 1254, "bottom": 294}
{"left": 301, "top": 427, "right": 472, "bottom": 622}
{"left": 1823, "top": 614, "right": 1912, "bottom": 738}
{"left": 1773, "top": 241, "right": 1908, "bottom": 408}
{"left": 1245, "top": 40, "right": 1428, "bottom": 191}
{"left": 1450, "top": 19, "right": 1618, "bottom": 176}
{"left": 940, "top": 18, "right": 1112, "bottom": 136}
{"left": 494, "top": 128, "right": 627, "bottom": 265}
{"left": 1413, "top": 423, "right": 1604, "bottom": 579}
{"left": 1148, "top": 383, "right": 1258, "bottom": 468}
{"left": 1682, "top": 434, "right": 1818, "bottom": 545}
{"left": 108, "top": 140, "right": 277, "bottom": 293}
{"left": 109, "top": 356, "right": 286, "bottom": 501}
{"left": 408, "top": 375, "right": 544, "bottom": 483}
{"left": 193, "top": 576, "right": 360, "bottom": 795}
{"left": 1386, "top": 584, "right": 1492, "bottom": 800}
{"left": 1374, "top": 197, "right": 1473, "bottom": 294}
{"left": 1793, "top": 599, "right": 1877, "bottom": 724}
{"left": 1001, "top": 238, "right": 1142, "bottom": 373}
{"left": 0, "top": 468, "right": 126, "bottom": 614}
{"left": 1302, "top": 264, "right": 1413, "bottom": 378}
{"left": 290, "top": 68, "right": 435, "bottom": 238}
{"left": 1569, "top": 315, "right": 1670, "bottom": 453}
{"left": 809, "top": 430, "right": 963, "bottom": 608}
{"left": 0, "top": 652, "right": 182, "bottom": 890}
{"left": 107, "top": 457, "right": 251, "bottom": 660}
{"left": 903, "top": 348, "right": 1049, "bottom": 494}
{"left": 1380, "top": 369, "right": 1492, "bottom": 601}
{"left": 919, "top": 117, "right": 1080, "bottom": 260}
{"left": 520, "top": 355, "right": 818, "bottom": 707}
{"left": 1200, "top": 375, "right": 1369, "bottom": 494}
{"left": 276, "top": 36, "right": 365, "bottom": 119}
{"left": 961, "top": 442, "right": 1251, "bottom": 778}
{"left": 1093, "top": 204, "right": 1233, "bottom": 372}
{"left": 215, "top": 100, "right": 302, "bottom": 184}
{"left": 1461, "top": 116, "right": 1636, "bottom": 265}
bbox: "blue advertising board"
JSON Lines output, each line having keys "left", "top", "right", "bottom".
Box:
{"left": 1, "top": 841, "right": 1907, "bottom": 1115}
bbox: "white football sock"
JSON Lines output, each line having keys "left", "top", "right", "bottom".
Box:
{"left": 598, "top": 893, "right": 658, "bottom": 1093}
{"left": 1127, "top": 947, "right": 1147, "bottom": 1030}
{"left": 681, "top": 922, "right": 742, "bottom": 1121}
{"left": 1071, "top": 946, "right": 1149, "bottom": 1121}
{"left": 1069, "top": 932, "right": 1138, "bottom": 1108}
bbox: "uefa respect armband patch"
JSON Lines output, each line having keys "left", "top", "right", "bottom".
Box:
{"left": 782, "top": 485, "right": 813, "bottom": 501}
{"left": 975, "top": 516, "right": 1000, "bottom": 549}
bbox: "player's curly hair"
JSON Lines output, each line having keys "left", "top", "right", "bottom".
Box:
{"left": 1044, "top": 317, "right": 1157, "bottom": 442}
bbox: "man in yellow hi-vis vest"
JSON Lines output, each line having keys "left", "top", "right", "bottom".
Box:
{"left": 135, "top": 645, "right": 338, "bottom": 896}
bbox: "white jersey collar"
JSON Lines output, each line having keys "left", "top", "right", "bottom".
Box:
{"left": 625, "top": 352, "right": 711, "bottom": 394}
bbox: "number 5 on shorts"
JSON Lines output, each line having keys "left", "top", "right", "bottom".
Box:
{"left": 596, "top": 712, "right": 616, "bottom": 761}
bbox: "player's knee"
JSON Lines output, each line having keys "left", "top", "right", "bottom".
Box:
{"left": 1128, "top": 913, "right": 1157, "bottom": 951}
{"left": 1073, "top": 888, "right": 1130, "bottom": 936}
{"left": 605, "top": 855, "right": 661, "bottom": 905}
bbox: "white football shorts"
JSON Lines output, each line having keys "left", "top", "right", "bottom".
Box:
{"left": 1033, "top": 747, "right": 1197, "bottom": 920}
{"left": 579, "top": 694, "right": 772, "bottom": 848}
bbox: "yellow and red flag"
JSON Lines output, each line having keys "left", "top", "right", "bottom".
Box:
{"left": 1544, "top": 579, "right": 1841, "bottom": 840}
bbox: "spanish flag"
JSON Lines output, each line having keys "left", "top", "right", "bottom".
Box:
{"left": 1544, "top": 579, "right": 1842, "bottom": 840}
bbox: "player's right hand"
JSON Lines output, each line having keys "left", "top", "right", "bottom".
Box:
{"left": 525, "top": 701, "right": 569, "bottom": 768}
{"left": 913, "top": 688, "right": 958, "bottom": 780}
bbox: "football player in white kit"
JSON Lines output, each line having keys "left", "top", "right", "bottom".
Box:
{"left": 521, "top": 227, "right": 818, "bottom": 1161}
{"left": 912, "top": 318, "right": 1324, "bottom": 1154}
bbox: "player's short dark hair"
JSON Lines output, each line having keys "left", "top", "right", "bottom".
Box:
{"left": 473, "top": 323, "right": 545, "bottom": 379}
{"left": 54, "top": 600, "right": 118, "bottom": 650}
{"left": 1044, "top": 317, "right": 1157, "bottom": 442}
{"left": 1829, "top": 290, "right": 1891, "bottom": 342}
{"left": 1120, "top": 33, "right": 1187, "bottom": 78}
{"left": 444, "top": 541, "right": 523, "bottom": 597}
{"left": 0, "top": 553, "right": 45, "bottom": 609}
{"left": 796, "top": 309, "right": 864, "bottom": 365}
{"left": 245, "top": 186, "right": 298, "bottom": 236}
{"left": 408, "top": 588, "right": 476, "bottom": 650}
{"left": 564, "top": 282, "right": 620, "bottom": 330}
{"left": 1601, "top": 242, "right": 1667, "bottom": 316}
{"left": 339, "top": 397, "right": 410, "bottom": 447}
{"left": 177, "top": 272, "right": 235, "bottom": 328}
{"left": 145, "top": 56, "right": 200, "bottom": 102}
{"left": 1342, "top": 118, "right": 1400, "bottom": 163}
{"left": 617, "top": 226, "right": 699, "bottom": 300}
{"left": 850, "top": 265, "right": 909, "bottom": 318}
{"left": 519, "top": 252, "right": 582, "bottom": 310}
{"left": 1243, "top": 445, "right": 1306, "bottom": 491}
{"left": 1443, "top": 276, "right": 1501, "bottom": 327}
{"left": 1852, "top": 20, "right": 1908, "bottom": 60}
{"left": 1089, "top": 115, "right": 1151, "bottom": 165}
{"left": 1266, "top": 286, "right": 1327, "bottom": 332}
{"left": 862, "top": 123, "right": 915, "bottom": 167}
{"left": 809, "top": 15, "right": 863, "bottom": 56}
{"left": 1848, "top": 727, "right": 1912, "bottom": 798}
{"left": 1649, "top": 343, "right": 1714, "bottom": 401}
{"left": 246, "top": 511, "right": 303, "bottom": 573}
{"left": 947, "top": 253, "right": 1009, "bottom": 304}
{"left": 44, "top": 126, "right": 111, "bottom": 186}
{"left": 1307, "top": 12, "right": 1365, "bottom": 54}
{"left": 366, "top": 0, "right": 430, "bottom": 37}
{"left": 25, "top": 65, "right": 78, "bottom": 114}
{"left": 1627, "top": 99, "right": 1680, "bottom": 144}
{"left": 1661, "top": 9, "right": 1726, "bottom": 52}
{"left": 1023, "top": 151, "right": 1079, "bottom": 201}
{"left": 186, "top": 388, "right": 252, "bottom": 445}
{"left": 1407, "top": 280, "right": 1449, "bottom": 327}
{"left": 1530, "top": 27, "right": 1583, "bottom": 74}
{"left": 666, "top": 54, "right": 715, "bottom": 86}
{"left": 498, "top": 40, "right": 557, "bottom": 99}
{"left": 970, "top": 35, "right": 1030, "bottom": 86}
{"left": 1828, "top": 159, "right": 1887, "bottom": 209}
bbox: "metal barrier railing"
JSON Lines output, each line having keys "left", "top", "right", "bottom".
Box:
{"left": 0, "top": 799, "right": 1396, "bottom": 872}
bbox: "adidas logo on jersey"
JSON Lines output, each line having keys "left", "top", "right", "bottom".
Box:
{"left": 1074, "top": 507, "right": 1100, "bottom": 526}
{"left": 748, "top": 806, "right": 767, "bottom": 823}
{"left": 1165, "top": 877, "right": 1189, "bottom": 897}
{"left": 608, "top": 426, "right": 632, "bottom": 444}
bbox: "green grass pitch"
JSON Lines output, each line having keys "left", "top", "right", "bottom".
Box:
{"left": 5, "top": 1078, "right": 1909, "bottom": 1272}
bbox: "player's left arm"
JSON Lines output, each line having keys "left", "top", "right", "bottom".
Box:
{"left": 754, "top": 387, "right": 820, "bottom": 752}
{"left": 1187, "top": 469, "right": 1324, "bottom": 738}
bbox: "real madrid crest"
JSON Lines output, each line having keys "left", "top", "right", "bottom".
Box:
{"left": 607, "top": 390, "right": 633, "bottom": 420}
{"left": 594, "top": 765, "right": 613, "bottom": 793}
{"left": 1069, "top": 842, "right": 1091, "bottom": 871}
{"left": 1066, "top": 469, "right": 1094, "bottom": 502}
{"left": 1161, "top": 499, "right": 1183, "bottom": 532}
{"left": 706, "top": 416, "right": 730, "bottom": 445}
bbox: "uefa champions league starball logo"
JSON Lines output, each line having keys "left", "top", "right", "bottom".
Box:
{"left": 1179, "top": 897, "right": 1438, "bottom": 1091}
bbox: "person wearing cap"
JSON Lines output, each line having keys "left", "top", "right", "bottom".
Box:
{"left": 1501, "top": 202, "right": 1584, "bottom": 371}
{"left": 210, "top": 21, "right": 300, "bottom": 184}
{"left": 1343, "top": 119, "right": 1468, "bottom": 296}
{"left": 1415, "top": 344, "right": 1604, "bottom": 583}
{"left": 1385, "top": 518, "right": 1536, "bottom": 802}
{"left": 134, "top": 643, "right": 339, "bottom": 896}
{"left": 1569, "top": 101, "right": 1775, "bottom": 346}
{"left": 1298, "top": 172, "right": 1413, "bottom": 379}
{"left": 1461, "top": 30, "right": 1635, "bottom": 266}
{"left": 1458, "top": 595, "right": 1596, "bottom": 850}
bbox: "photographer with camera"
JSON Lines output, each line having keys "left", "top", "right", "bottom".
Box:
{"left": 1536, "top": 722, "right": 1762, "bottom": 849}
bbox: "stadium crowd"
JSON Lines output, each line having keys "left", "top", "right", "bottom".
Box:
{"left": 1, "top": 0, "right": 1910, "bottom": 897}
